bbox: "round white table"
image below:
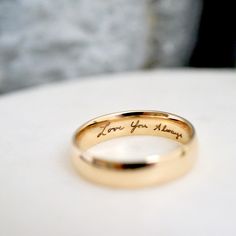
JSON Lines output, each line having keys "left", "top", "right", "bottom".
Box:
{"left": 0, "top": 70, "right": 236, "bottom": 236}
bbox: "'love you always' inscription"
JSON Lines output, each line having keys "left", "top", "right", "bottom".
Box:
{"left": 96, "top": 120, "right": 183, "bottom": 140}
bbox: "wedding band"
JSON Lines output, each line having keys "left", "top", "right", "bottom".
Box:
{"left": 72, "top": 110, "right": 197, "bottom": 188}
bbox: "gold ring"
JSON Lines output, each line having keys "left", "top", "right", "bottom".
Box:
{"left": 72, "top": 110, "right": 197, "bottom": 188}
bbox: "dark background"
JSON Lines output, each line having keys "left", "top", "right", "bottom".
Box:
{"left": 189, "top": 0, "right": 236, "bottom": 68}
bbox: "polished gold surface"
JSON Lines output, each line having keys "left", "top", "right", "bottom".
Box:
{"left": 72, "top": 110, "right": 197, "bottom": 188}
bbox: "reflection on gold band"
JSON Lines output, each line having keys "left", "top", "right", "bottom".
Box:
{"left": 72, "top": 110, "right": 197, "bottom": 188}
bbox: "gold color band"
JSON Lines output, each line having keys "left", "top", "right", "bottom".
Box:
{"left": 72, "top": 110, "right": 197, "bottom": 188}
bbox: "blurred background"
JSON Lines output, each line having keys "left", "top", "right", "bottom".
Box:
{"left": 0, "top": 0, "right": 235, "bottom": 94}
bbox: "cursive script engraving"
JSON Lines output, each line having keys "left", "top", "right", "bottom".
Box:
{"left": 130, "top": 120, "right": 148, "bottom": 133}
{"left": 154, "top": 123, "right": 182, "bottom": 139}
{"left": 96, "top": 120, "right": 183, "bottom": 140}
{"left": 97, "top": 121, "right": 125, "bottom": 138}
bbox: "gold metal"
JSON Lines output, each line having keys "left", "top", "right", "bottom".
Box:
{"left": 72, "top": 110, "right": 197, "bottom": 188}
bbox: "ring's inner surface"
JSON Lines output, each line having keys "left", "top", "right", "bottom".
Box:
{"left": 75, "top": 114, "right": 194, "bottom": 151}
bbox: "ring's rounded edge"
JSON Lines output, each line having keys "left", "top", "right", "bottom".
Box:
{"left": 71, "top": 143, "right": 198, "bottom": 188}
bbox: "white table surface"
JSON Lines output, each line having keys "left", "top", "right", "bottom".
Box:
{"left": 0, "top": 70, "right": 236, "bottom": 236}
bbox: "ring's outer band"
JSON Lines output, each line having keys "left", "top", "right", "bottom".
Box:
{"left": 72, "top": 110, "right": 197, "bottom": 188}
